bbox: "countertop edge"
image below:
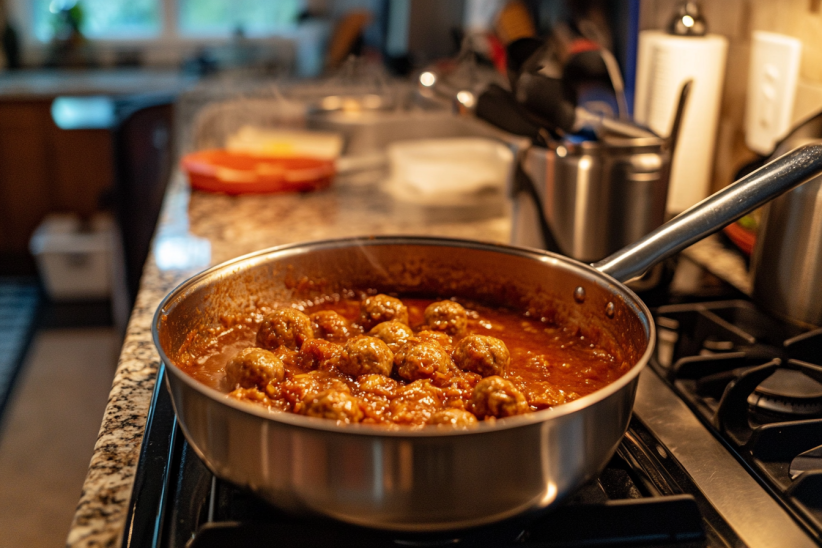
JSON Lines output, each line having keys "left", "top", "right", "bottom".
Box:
{"left": 65, "top": 265, "right": 170, "bottom": 548}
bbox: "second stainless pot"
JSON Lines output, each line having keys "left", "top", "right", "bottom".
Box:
{"left": 512, "top": 136, "right": 672, "bottom": 262}
{"left": 752, "top": 120, "right": 822, "bottom": 327}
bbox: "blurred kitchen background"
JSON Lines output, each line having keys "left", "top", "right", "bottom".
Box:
{"left": 0, "top": 0, "right": 821, "bottom": 546}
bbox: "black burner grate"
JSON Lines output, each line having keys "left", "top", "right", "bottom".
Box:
{"left": 653, "top": 300, "right": 822, "bottom": 541}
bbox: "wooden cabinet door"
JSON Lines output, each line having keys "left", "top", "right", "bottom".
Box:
{"left": 0, "top": 100, "right": 114, "bottom": 259}
{"left": 0, "top": 102, "right": 53, "bottom": 255}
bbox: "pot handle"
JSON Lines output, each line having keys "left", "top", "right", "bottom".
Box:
{"left": 593, "top": 143, "right": 822, "bottom": 283}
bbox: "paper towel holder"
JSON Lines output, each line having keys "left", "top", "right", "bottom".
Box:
{"left": 668, "top": 2, "right": 707, "bottom": 37}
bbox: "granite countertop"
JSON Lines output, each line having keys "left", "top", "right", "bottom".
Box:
{"left": 65, "top": 173, "right": 511, "bottom": 547}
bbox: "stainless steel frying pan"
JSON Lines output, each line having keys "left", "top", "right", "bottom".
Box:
{"left": 153, "top": 144, "right": 822, "bottom": 532}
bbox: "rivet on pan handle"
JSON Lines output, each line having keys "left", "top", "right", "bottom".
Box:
{"left": 593, "top": 144, "right": 822, "bottom": 283}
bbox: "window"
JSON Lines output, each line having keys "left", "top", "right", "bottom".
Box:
{"left": 33, "top": 0, "right": 161, "bottom": 41}
{"left": 31, "top": 0, "right": 303, "bottom": 42}
{"left": 178, "top": 0, "right": 302, "bottom": 37}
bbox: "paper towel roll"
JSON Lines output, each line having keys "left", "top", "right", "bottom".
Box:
{"left": 634, "top": 30, "right": 728, "bottom": 214}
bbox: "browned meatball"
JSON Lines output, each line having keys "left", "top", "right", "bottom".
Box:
{"left": 358, "top": 374, "right": 400, "bottom": 397}
{"left": 225, "top": 347, "right": 285, "bottom": 390}
{"left": 257, "top": 308, "right": 314, "bottom": 351}
{"left": 279, "top": 371, "right": 350, "bottom": 410}
{"left": 358, "top": 294, "right": 408, "bottom": 331}
{"left": 297, "top": 339, "right": 344, "bottom": 371}
{"left": 300, "top": 389, "right": 364, "bottom": 423}
{"left": 389, "top": 380, "right": 444, "bottom": 425}
{"left": 424, "top": 300, "right": 468, "bottom": 337}
{"left": 415, "top": 330, "right": 454, "bottom": 352}
{"left": 396, "top": 342, "right": 453, "bottom": 384}
{"left": 427, "top": 408, "right": 478, "bottom": 428}
{"left": 339, "top": 335, "right": 394, "bottom": 377}
{"left": 310, "top": 310, "right": 352, "bottom": 343}
{"left": 228, "top": 386, "right": 271, "bottom": 405}
{"left": 453, "top": 334, "right": 510, "bottom": 377}
{"left": 369, "top": 320, "right": 413, "bottom": 353}
{"left": 470, "top": 376, "right": 529, "bottom": 419}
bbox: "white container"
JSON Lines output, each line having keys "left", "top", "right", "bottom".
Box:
{"left": 383, "top": 137, "right": 513, "bottom": 222}
{"left": 30, "top": 213, "right": 114, "bottom": 300}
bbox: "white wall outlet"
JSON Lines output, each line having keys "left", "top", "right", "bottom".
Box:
{"left": 745, "top": 31, "right": 802, "bottom": 155}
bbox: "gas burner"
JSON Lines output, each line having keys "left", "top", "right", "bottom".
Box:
{"left": 748, "top": 369, "right": 822, "bottom": 418}
{"left": 653, "top": 301, "right": 822, "bottom": 540}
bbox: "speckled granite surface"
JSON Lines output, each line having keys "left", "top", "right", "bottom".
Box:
{"left": 65, "top": 174, "right": 511, "bottom": 548}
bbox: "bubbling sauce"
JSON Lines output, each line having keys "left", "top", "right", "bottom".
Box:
{"left": 179, "top": 295, "right": 631, "bottom": 429}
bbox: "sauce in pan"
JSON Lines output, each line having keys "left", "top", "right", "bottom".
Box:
{"left": 179, "top": 294, "right": 631, "bottom": 429}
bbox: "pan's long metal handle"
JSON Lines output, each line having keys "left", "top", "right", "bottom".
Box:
{"left": 593, "top": 143, "right": 822, "bottom": 283}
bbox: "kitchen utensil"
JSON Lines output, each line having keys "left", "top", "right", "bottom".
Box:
{"left": 751, "top": 111, "right": 822, "bottom": 328}
{"left": 515, "top": 72, "right": 656, "bottom": 139}
{"left": 505, "top": 37, "right": 545, "bottom": 87}
{"left": 154, "top": 144, "right": 822, "bottom": 532}
{"left": 511, "top": 82, "right": 690, "bottom": 262}
{"left": 790, "top": 444, "right": 822, "bottom": 479}
{"left": 475, "top": 84, "right": 543, "bottom": 142}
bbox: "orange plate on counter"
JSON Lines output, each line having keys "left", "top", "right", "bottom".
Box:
{"left": 182, "top": 150, "right": 335, "bottom": 195}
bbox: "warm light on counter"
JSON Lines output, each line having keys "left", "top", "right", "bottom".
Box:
{"left": 419, "top": 71, "right": 436, "bottom": 87}
{"left": 456, "top": 90, "right": 476, "bottom": 108}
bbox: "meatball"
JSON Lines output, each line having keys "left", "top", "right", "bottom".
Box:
{"left": 300, "top": 389, "right": 364, "bottom": 423}
{"left": 310, "top": 310, "right": 352, "bottom": 343}
{"left": 424, "top": 300, "right": 468, "bottom": 337}
{"left": 280, "top": 371, "right": 350, "bottom": 410}
{"left": 297, "top": 339, "right": 344, "bottom": 371}
{"left": 415, "top": 330, "right": 453, "bottom": 351}
{"left": 369, "top": 320, "right": 414, "bottom": 353}
{"left": 257, "top": 308, "right": 314, "bottom": 351}
{"left": 453, "top": 334, "right": 511, "bottom": 377}
{"left": 396, "top": 342, "right": 453, "bottom": 384}
{"left": 427, "top": 408, "right": 478, "bottom": 428}
{"left": 358, "top": 374, "right": 399, "bottom": 397}
{"left": 225, "top": 347, "right": 285, "bottom": 390}
{"left": 228, "top": 386, "right": 271, "bottom": 405}
{"left": 470, "top": 376, "right": 529, "bottom": 419}
{"left": 339, "top": 335, "right": 394, "bottom": 377}
{"left": 389, "top": 380, "right": 445, "bottom": 425}
{"left": 358, "top": 294, "right": 408, "bottom": 331}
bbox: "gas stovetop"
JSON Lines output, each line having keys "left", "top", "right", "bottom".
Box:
{"left": 650, "top": 299, "right": 822, "bottom": 543}
{"left": 123, "top": 258, "right": 822, "bottom": 548}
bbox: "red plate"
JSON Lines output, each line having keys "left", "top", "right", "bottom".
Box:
{"left": 182, "top": 150, "right": 335, "bottom": 195}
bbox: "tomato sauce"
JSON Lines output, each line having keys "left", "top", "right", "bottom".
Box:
{"left": 179, "top": 295, "right": 630, "bottom": 428}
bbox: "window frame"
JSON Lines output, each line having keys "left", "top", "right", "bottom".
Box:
{"left": 9, "top": 0, "right": 306, "bottom": 49}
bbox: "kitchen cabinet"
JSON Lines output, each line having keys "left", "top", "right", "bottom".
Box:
{"left": 0, "top": 99, "right": 113, "bottom": 270}
{"left": 0, "top": 69, "right": 193, "bottom": 274}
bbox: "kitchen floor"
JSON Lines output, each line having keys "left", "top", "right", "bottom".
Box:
{"left": 0, "top": 327, "right": 118, "bottom": 548}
